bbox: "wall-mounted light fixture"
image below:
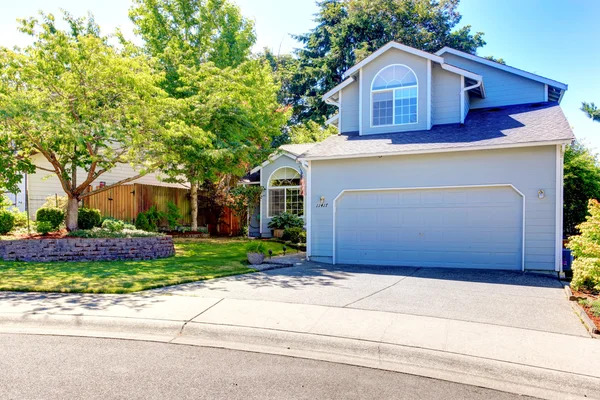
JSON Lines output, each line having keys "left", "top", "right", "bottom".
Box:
{"left": 538, "top": 190, "right": 545, "bottom": 199}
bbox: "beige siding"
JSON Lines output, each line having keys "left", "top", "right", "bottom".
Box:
{"left": 431, "top": 64, "right": 461, "bottom": 125}
{"left": 340, "top": 78, "right": 360, "bottom": 133}
{"left": 360, "top": 48, "right": 429, "bottom": 135}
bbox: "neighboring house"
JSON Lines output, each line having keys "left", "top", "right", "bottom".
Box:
{"left": 245, "top": 143, "right": 317, "bottom": 238}
{"left": 24, "top": 153, "right": 188, "bottom": 215}
{"left": 252, "top": 41, "right": 574, "bottom": 273}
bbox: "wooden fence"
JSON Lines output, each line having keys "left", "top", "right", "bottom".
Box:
{"left": 83, "top": 183, "right": 240, "bottom": 235}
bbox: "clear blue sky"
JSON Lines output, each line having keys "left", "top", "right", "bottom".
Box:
{"left": 1, "top": 0, "right": 598, "bottom": 148}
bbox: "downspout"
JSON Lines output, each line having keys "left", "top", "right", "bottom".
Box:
{"left": 460, "top": 80, "right": 482, "bottom": 124}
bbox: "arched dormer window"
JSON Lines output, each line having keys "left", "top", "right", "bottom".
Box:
{"left": 371, "top": 64, "right": 418, "bottom": 127}
{"left": 268, "top": 167, "right": 303, "bottom": 217}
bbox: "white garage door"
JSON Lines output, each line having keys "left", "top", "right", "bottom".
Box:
{"left": 335, "top": 186, "right": 523, "bottom": 270}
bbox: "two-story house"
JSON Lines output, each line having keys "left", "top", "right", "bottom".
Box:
{"left": 252, "top": 41, "right": 574, "bottom": 273}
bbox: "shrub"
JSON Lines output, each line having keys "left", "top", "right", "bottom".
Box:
{"left": 101, "top": 218, "right": 125, "bottom": 232}
{"left": 36, "top": 221, "right": 53, "bottom": 235}
{"left": 0, "top": 210, "right": 15, "bottom": 234}
{"left": 268, "top": 213, "right": 304, "bottom": 230}
{"left": 245, "top": 240, "right": 267, "bottom": 255}
{"left": 67, "top": 227, "right": 163, "bottom": 239}
{"left": 166, "top": 201, "right": 182, "bottom": 230}
{"left": 41, "top": 195, "right": 68, "bottom": 212}
{"left": 282, "top": 227, "right": 306, "bottom": 244}
{"left": 135, "top": 212, "right": 151, "bottom": 232}
{"left": 78, "top": 208, "right": 102, "bottom": 229}
{"left": 12, "top": 211, "right": 28, "bottom": 228}
{"left": 0, "top": 194, "right": 13, "bottom": 210}
{"left": 567, "top": 199, "right": 600, "bottom": 291}
{"left": 135, "top": 205, "right": 164, "bottom": 232}
{"left": 36, "top": 207, "right": 65, "bottom": 230}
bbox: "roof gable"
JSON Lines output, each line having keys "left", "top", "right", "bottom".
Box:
{"left": 250, "top": 143, "right": 317, "bottom": 174}
{"left": 435, "top": 47, "right": 567, "bottom": 90}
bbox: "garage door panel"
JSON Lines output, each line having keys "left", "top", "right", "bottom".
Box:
{"left": 335, "top": 187, "right": 523, "bottom": 270}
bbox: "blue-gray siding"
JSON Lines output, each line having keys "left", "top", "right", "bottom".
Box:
{"left": 442, "top": 53, "right": 546, "bottom": 109}
{"left": 340, "top": 79, "right": 360, "bottom": 133}
{"left": 309, "top": 145, "right": 558, "bottom": 271}
{"left": 431, "top": 64, "right": 461, "bottom": 125}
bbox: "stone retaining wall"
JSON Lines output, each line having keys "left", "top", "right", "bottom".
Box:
{"left": 0, "top": 236, "right": 175, "bottom": 262}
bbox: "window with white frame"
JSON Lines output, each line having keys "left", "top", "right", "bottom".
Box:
{"left": 268, "top": 167, "right": 304, "bottom": 217}
{"left": 372, "top": 64, "right": 418, "bottom": 126}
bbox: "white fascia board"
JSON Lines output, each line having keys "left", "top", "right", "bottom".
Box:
{"left": 250, "top": 152, "right": 294, "bottom": 174}
{"left": 435, "top": 47, "right": 568, "bottom": 90}
{"left": 344, "top": 42, "right": 444, "bottom": 78}
{"left": 440, "top": 63, "right": 482, "bottom": 81}
{"left": 322, "top": 76, "right": 356, "bottom": 102}
{"left": 299, "top": 139, "right": 573, "bottom": 162}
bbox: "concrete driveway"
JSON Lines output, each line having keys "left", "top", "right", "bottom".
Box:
{"left": 154, "top": 263, "right": 588, "bottom": 337}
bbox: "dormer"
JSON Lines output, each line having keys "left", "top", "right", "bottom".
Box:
{"left": 323, "top": 41, "right": 566, "bottom": 136}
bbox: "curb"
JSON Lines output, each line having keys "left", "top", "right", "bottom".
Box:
{"left": 0, "top": 314, "right": 598, "bottom": 400}
{"left": 563, "top": 283, "right": 599, "bottom": 337}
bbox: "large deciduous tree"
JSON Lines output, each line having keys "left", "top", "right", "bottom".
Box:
{"left": 287, "top": 0, "right": 486, "bottom": 124}
{"left": 582, "top": 102, "right": 600, "bottom": 123}
{"left": 130, "top": 0, "right": 288, "bottom": 230}
{"left": 0, "top": 12, "right": 166, "bottom": 230}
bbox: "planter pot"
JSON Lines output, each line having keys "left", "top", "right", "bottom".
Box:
{"left": 247, "top": 252, "right": 265, "bottom": 265}
{"left": 273, "top": 229, "right": 284, "bottom": 239}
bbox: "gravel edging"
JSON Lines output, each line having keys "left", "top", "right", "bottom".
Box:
{"left": 563, "top": 283, "right": 599, "bottom": 337}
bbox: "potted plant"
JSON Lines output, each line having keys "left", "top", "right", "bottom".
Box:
{"left": 268, "top": 213, "right": 304, "bottom": 239}
{"left": 246, "top": 241, "right": 267, "bottom": 265}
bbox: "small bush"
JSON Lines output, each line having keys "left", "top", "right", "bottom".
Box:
{"left": 78, "top": 208, "right": 102, "bottom": 230}
{"left": 166, "top": 201, "right": 182, "bottom": 230}
{"left": 36, "top": 207, "right": 65, "bottom": 230}
{"left": 282, "top": 227, "right": 306, "bottom": 244}
{"left": 67, "top": 227, "right": 163, "bottom": 239}
{"left": 567, "top": 199, "right": 600, "bottom": 291}
{"left": 198, "top": 225, "right": 209, "bottom": 234}
{"left": 0, "top": 210, "right": 15, "bottom": 234}
{"left": 268, "top": 213, "right": 304, "bottom": 230}
{"left": 12, "top": 211, "right": 28, "bottom": 228}
{"left": 36, "top": 221, "right": 53, "bottom": 235}
{"left": 245, "top": 241, "right": 267, "bottom": 255}
{"left": 102, "top": 218, "right": 125, "bottom": 232}
{"left": 135, "top": 205, "right": 164, "bottom": 232}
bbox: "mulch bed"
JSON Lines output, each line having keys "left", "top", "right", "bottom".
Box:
{"left": 3, "top": 230, "right": 71, "bottom": 240}
{"left": 573, "top": 290, "right": 600, "bottom": 330}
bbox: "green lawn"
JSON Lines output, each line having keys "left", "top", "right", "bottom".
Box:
{"left": 0, "top": 239, "right": 294, "bottom": 294}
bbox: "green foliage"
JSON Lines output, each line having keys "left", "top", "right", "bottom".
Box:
{"left": 563, "top": 141, "right": 600, "bottom": 237}
{"left": 268, "top": 212, "right": 304, "bottom": 230}
{"left": 36, "top": 207, "right": 65, "bottom": 230}
{"left": 0, "top": 195, "right": 27, "bottom": 229}
{"left": 101, "top": 219, "right": 126, "bottom": 232}
{"left": 0, "top": 210, "right": 15, "bottom": 234}
{"left": 41, "top": 195, "right": 68, "bottom": 212}
{"left": 0, "top": 12, "right": 167, "bottom": 230}
{"left": 0, "top": 195, "right": 13, "bottom": 210}
{"left": 286, "top": 0, "right": 486, "bottom": 124}
{"left": 245, "top": 240, "right": 267, "bottom": 255}
{"left": 135, "top": 205, "right": 164, "bottom": 232}
{"left": 11, "top": 211, "right": 28, "bottom": 228}
{"left": 567, "top": 199, "right": 600, "bottom": 291}
{"left": 77, "top": 208, "right": 102, "bottom": 230}
{"left": 67, "top": 227, "right": 163, "bottom": 239}
{"left": 582, "top": 102, "right": 600, "bottom": 123}
{"left": 166, "top": 201, "right": 182, "bottom": 229}
{"left": 483, "top": 55, "right": 506, "bottom": 65}
{"left": 229, "top": 184, "right": 265, "bottom": 231}
{"left": 282, "top": 227, "right": 306, "bottom": 244}
{"left": 289, "top": 121, "right": 338, "bottom": 144}
{"left": 36, "top": 221, "right": 53, "bottom": 235}
{"left": 198, "top": 226, "right": 209, "bottom": 234}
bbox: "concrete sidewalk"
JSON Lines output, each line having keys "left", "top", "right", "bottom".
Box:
{"left": 0, "top": 291, "right": 599, "bottom": 399}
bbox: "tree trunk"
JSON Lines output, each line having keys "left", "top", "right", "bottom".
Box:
{"left": 190, "top": 182, "right": 198, "bottom": 232}
{"left": 65, "top": 196, "right": 79, "bottom": 231}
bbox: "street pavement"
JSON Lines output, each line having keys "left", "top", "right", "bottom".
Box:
{"left": 0, "top": 334, "right": 537, "bottom": 400}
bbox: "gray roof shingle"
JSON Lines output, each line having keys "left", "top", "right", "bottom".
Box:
{"left": 279, "top": 143, "right": 318, "bottom": 156}
{"left": 301, "top": 103, "right": 574, "bottom": 160}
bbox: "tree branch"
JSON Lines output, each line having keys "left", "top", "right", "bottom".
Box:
{"left": 78, "top": 172, "right": 147, "bottom": 199}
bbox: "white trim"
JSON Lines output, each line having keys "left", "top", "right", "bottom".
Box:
{"left": 339, "top": 89, "right": 343, "bottom": 132}
{"left": 369, "top": 64, "right": 419, "bottom": 128}
{"left": 427, "top": 60, "right": 432, "bottom": 130}
{"left": 306, "top": 160, "right": 312, "bottom": 258}
{"left": 440, "top": 63, "right": 483, "bottom": 81}
{"left": 250, "top": 151, "right": 296, "bottom": 174}
{"left": 555, "top": 144, "right": 564, "bottom": 272}
{"left": 259, "top": 166, "right": 263, "bottom": 236}
{"left": 266, "top": 166, "right": 303, "bottom": 218}
{"left": 344, "top": 41, "right": 444, "bottom": 78}
{"left": 322, "top": 76, "right": 356, "bottom": 102}
{"left": 358, "top": 68, "right": 363, "bottom": 135}
{"left": 325, "top": 114, "right": 339, "bottom": 127}
{"left": 332, "top": 184, "right": 526, "bottom": 271}
{"left": 435, "top": 47, "right": 568, "bottom": 90}
{"left": 544, "top": 84, "right": 549, "bottom": 102}
{"left": 299, "top": 139, "right": 573, "bottom": 161}
{"left": 460, "top": 75, "right": 465, "bottom": 124}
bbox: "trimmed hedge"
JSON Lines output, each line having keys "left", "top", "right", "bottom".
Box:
{"left": 78, "top": 208, "right": 102, "bottom": 230}
{"left": 0, "top": 211, "right": 15, "bottom": 235}
{"left": 36, "top": 207, "right": 65, "bottom": 230}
